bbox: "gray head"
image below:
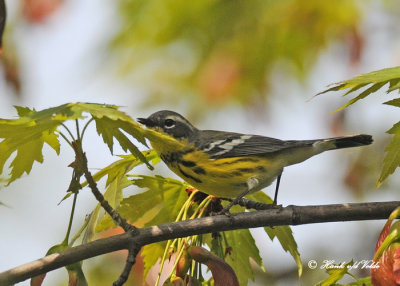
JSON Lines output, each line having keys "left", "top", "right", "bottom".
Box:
{"left": 137, "top": 110, "right": 198, "bottom": 139}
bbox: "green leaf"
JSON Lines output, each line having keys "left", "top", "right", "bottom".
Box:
{"left": 316, "top": 261, "right": 353, "bottom": 286}
{"left": 0, "top": 102, "right": 150, "bottom": 184}
{"left": 317, "top": 66, "right": 400, "bottom": 110}
{"left": 332, "top": 82, "right": 387, "bottom": 113}
{"left": 84, "top": 174, "right": 127, "bottom": 242}
{"left": 71, "top": 102, "right": 151, "bottom": 168}
{"left": 264, "top": 226, "right": 302, "bottom": 276}
{"left": 223, "top": 229, "right": 263, "bottom": 286}
{"left": 14, "top": 106, "right": 34, "bottom": 117}
{"left": 82, "top": 150, "right": 159, "bottom": 188}
{"left": 96, "top": 174, "right": 188, "bottom": 232}
{"left": 0, "top": 121, "right": 60, "bottom": 184}
{"left": 112, "top": 1, "right": 360, "bottom": 108}
{"left": 384, "top": 98, "right": 400, "bottom": 107}
{"left": 83, "top": 151, "right": 159, "bottom": 240}
{"left": 377, "top": 121, "right": 400, "bottom": 187}
{"left": 43, "top": 131, "right": 61, "bottom": 154}
{"left": 127, "top": 175, "right": 189, "bottom": 226}
{"left": 345, "top": 276, "right": 372, "bottom": 286}
{"left": 317, "top": 68, "right": 400, "bottom": 186}
{"left": 141, "top": 242, "right": 166, "bottom": 279}
{"left": 96, "top": 174, "right": 189, "bottom": 278}
{"left": 388, "top": 78, "right": 400, "bottom": 92}
{"left": 94, "top": 117, "right": 151, "bottom": 169}
{"left": 247, "top": 191, "right": 303, "bottom": 277}
{"left": 374, "top": 220, "right": 400, "bottom": 262}
{"left": 96, "top": 185, "right": 161, "bottom": 232}
{"left": 320, "top": 67, "right": 400, "bottom": 90}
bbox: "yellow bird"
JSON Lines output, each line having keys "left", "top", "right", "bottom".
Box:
{"left": 138, "top": 110, "right": 372, "bottom": 212}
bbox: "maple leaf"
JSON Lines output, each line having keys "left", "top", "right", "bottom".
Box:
{"left": 0, "top": 103, "right": 150, "bottom": 185}
{"left": 317, "top": 66, "right": 400, "bottom": 112}
{"left": 317, "top": 67, "right": 400, "bottom": 186}
{"left": 248, "top": 191, "right": 303, "bottom": 277}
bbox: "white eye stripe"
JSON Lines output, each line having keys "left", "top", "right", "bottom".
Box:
{"left": 209, "top": 135, "right": 252, "bottom": 156}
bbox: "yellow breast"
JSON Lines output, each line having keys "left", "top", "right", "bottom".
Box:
{"left": 144, "top": 128, "right": 282, "bottom": 198}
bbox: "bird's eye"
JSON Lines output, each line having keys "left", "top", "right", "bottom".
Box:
{"left": 164, "top": 118, "right": 175, "bottom": 128}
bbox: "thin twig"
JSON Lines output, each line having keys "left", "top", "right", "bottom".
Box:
{"left": 75, "top": 119, "right": 81, "bottom": 141}
{"left": 233, "top": 197, "right": 276, "bottom": 210}
{"left": 58, "top": 131, "right": 74, "bottom": 148}
{"left": 72, "top": 140, "right": 136, "bottom": 233}
{"left": 69, "top": 214, "right": 91, "bottom": 247}
{"left": 63, "top": 192, "right": 78, "bottom": 244}
{"left": 60, "top": 123, "right": 76, "bottom": 141}
{"left": 112, "top": 244, "right": 142, "bottom": 286}
{"left": 80, "top": 118, "right": 94, "bottom": 140}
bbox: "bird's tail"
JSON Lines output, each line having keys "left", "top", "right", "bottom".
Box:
{"left": 279, "top": 134, "right": 373, "bottom": 167}
{"left": 328, "top": 134, "right": 373, "bottom": 149}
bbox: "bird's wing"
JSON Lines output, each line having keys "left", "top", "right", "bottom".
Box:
{"left": 194, "top": 130, "right": 314, "bottom": 159}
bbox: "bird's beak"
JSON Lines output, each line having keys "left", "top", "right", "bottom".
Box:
{"left": 137, "top": 117, "right": 154, "bottom": 127}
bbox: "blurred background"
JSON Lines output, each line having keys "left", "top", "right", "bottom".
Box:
{"left": 0, "top": 0, "right": 400, "bottom": 285}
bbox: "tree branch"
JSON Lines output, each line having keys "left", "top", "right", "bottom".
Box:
{"left": 0, "top": 0, "right": 5, "bottom": 51}
{"left": 73, "top": 140, "right": 135, "bottom": 233}
{"left": 1, "top": 201, "right": 399, "bottom": 285}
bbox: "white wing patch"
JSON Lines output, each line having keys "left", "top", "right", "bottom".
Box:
{"left": 312, "top": 139, "right": 332, "bottom": 152}
{"left": 211, "top": 135, "right": 253, "bottom": 156}
{"left": 202, "top": 139, "right": 226, "bottom": 152}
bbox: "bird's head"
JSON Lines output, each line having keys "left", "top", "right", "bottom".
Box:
{"left": 138, "top": 110, "right": 198, "bottom": 140}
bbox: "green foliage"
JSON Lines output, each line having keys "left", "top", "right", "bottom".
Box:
{"left": 96, "top": 175, "right": 189, "bottom": 232}
{"left": 84, "top": 152, "right": 159, "bottom": 242}
{"left": 344, "top": 277, "right": 372, "bottom": 286}
{"left": 84, "top": 151, "right": 159, "bottom": 188}
{"left": 318, "top": 66, "right": 400, "bottom": 187}
{"left": 223, "top": 229, "right": 262, "bottom": 286}
{"left": 95, "top": 173, "right": 299, "bottom": 286}
{"left": 317, "top": 66, "right": 400, "bottom": 112}
{"left": 141, "top": 242, "right": 166, "bottom": 279}
{"left": 248, "top": 191, "right": 303, "bottom": 276}
{"left": 0, "top": 103, "right": 149, "bottom": 185}
{"left": 0, "top": 102, "right": 303, "bottom": 285}
{"left": 316, "top": 261, "right": 353, "bottom": 286}
{"left": 316, "top": 260, "right": 372, "bottom": 286}
{"left": 378, "top": 110, "right": 400, "bottom": 186}
{"left": 112, "top": 0, "right": 360, "bottom": 108}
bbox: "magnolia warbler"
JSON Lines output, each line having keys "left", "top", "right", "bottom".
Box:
{"left": 138, "top": 110, "right": 373, "bottom": 211}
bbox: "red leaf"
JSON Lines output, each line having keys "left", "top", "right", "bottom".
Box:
{"left": 30, "top": 273, "right": 46, "bottom": 286}
{"left": 189, "top": 246, "right": 239, "bottom": 286}
{"left": 23, "top": 0, "right": 63, "bottom": 23}
{"left": 394, "top": 247, "right": 400, "bottom": 284}
{"left": 176, "top": 250, "right": 191, "bottom": 278}
{"left": 371, "top": 244, "right": 400, "bottom": 286}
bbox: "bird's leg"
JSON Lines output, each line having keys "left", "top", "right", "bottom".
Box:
{"left": 272, "top": 173, "right": 282, "bottom": 206}
{"left": 219, "top": 177, "right": 259, "bottom": 215}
